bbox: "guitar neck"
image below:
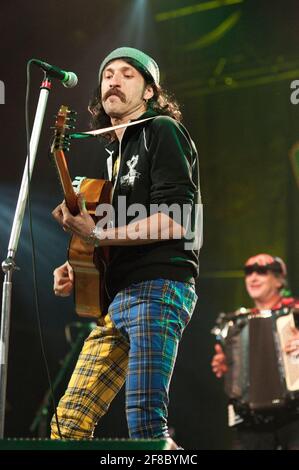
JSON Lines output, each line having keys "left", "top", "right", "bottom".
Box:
{"left": 53, "top": 149, "right": 79, "bottom": 215}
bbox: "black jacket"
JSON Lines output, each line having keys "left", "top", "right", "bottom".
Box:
{"left": 102, "top": 110, "right": 202, "bottom": 300}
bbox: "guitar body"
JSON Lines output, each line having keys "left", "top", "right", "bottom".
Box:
{"left": 68, "top": 178, "right": 112, "bottom": 318}
{"left": 51, "top": 105, "right": 112, "bottom": 319}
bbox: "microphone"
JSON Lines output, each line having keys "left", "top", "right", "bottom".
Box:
{"left": 31, "top": 59, "right": 78, "bottom": 88}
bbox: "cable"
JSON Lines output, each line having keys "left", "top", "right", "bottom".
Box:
{"left": 25, "top": 60, "right": 63, "bottom": 439}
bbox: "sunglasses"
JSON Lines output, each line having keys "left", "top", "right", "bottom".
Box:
{"left": 244, "top": 262, "right": 283, "bottom": 276}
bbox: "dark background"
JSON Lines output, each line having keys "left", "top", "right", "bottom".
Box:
{"left": 1, "top": 0, "right": 299, "bottom": 449}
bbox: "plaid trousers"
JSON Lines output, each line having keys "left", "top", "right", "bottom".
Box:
{"left": 51, "top": 278, "right": 197, "bottom": 439}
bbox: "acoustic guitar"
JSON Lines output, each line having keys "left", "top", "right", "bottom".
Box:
{"left": 51, "top": 105, "right": 112, "bottom": 318}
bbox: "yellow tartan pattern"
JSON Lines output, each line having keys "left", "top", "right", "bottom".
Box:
{"left": 51, "top": 314, "right": 129, "bottom": 439}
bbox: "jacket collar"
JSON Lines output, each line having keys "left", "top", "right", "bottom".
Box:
{"left": 105, "top": 109, "right": 158, "bottom": 151}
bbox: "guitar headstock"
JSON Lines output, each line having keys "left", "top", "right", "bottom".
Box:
{"left": 51, "top": 105, "right": 77, "bottom": 153}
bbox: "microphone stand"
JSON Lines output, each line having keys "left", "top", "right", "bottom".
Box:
{"left": 0, "top": 74, "right": 52, "bottom": 438}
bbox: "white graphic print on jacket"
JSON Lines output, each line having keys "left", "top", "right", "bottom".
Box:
{"left": 120, "top": 155, "right": 140, "bottom": 187}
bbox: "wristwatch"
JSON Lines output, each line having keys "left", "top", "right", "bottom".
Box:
{"left": 85, "top": 226, "right": 102, "bottom": 247}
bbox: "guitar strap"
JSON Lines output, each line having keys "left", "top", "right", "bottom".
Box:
{"left": 70, "top": 117, "right": 156, "bottom": 140}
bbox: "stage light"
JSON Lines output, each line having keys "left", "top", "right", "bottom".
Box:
{"left": 156, "top": 0, "right": 244, "bottom": 22}
{"left": 120, "top": 0, "right": 155, "bottom": 50}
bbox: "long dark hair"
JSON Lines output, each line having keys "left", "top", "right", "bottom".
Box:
{"left": 88, "top": 58, "right": 182, "bottom": 141}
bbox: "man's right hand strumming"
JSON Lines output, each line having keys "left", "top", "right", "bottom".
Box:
{"left": 53, "top": 261, "right": 74, "bottom": 297}
{"left": 211, "top": 344, "right": 228, "bottom": 378}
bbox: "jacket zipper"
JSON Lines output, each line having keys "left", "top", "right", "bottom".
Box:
{"left": 104, "top": 137, "right": 123, "bottom": 304}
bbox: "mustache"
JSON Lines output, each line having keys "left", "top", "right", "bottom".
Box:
{"left": 103, "top": 88, "right": 126, "bottom": 103}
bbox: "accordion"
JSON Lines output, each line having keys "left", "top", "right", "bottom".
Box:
{"left": 212, "top": 307, "right": 299, "bottom": 411}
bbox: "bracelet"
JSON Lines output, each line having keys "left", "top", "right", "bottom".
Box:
{"left": 85, "top": 226, "right": 103, "bottom": 247}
